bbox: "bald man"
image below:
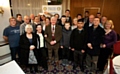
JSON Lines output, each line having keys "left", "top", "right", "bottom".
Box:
{"left": 45, "top": 17, "right": 62, "bottom": 65}
{"left": 84, "top": 15, "right": 95, "bottom": 30}
{"left": 20, "top": 16, "right": 35, "bottom": 35}
{"left": 30, "top": 14, "right": 35, "bottom": 23}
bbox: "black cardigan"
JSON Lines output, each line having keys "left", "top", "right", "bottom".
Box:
{"left": 19, "top": 33, "right": 40, "bottom": 65}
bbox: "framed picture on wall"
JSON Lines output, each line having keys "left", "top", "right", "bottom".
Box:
{"left": 84, "top": 7, "right": 100, "bottom": 16}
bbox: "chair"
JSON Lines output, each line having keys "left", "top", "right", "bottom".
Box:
{"left": 109, "top": 41, "right": 120, "bottom": 74}
{"left": 113, "top": 55, "right": 120, "bottom": 74}
{"left": 113, "top": 41, "right": 120, "bottom": 55}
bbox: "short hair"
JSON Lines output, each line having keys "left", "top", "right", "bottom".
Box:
{"left": 77, "top": 14, "right": 82, "bottom": 17}
{"left": 65, "top": 21, "right": 70, "bottom": 24}
{"left": 61, "top": 15, "right": 66, "bottom": 18}
{"left": 85, "top": 11, "right": 89, "bottom": 14}
{"left": 77, "top": 19, "right": 84, "bottom": 23}
{"left": 105, "top": 20, "right": 114, "bottom": 29}
{"left": 54, "top": 13, "right": 59, "bottom": 18}
{"left": 51, "top": 16, "right": 57, "bottom": 21}
{"left": 97, "top": 12, "right": 101, "bottom": 15}
{"left": 9, "top": 17, "right": 16, "bottom": 22}
{"left": 46, "top": 17, "right": 50, "bottom": 21}
{"left": 94, "top": 17, "right": 100, "bottom": 20}
{"left": 16, "top": 14, "right": 22, "bottom": 18}
{"left": 25, "top": 24, "right": 33, "bottom": 32}
{"left": 65, "top": 9, "right": 70, "bottom": 12}
{"left": 36, "top": 24, "right": 42, "bottom": 28}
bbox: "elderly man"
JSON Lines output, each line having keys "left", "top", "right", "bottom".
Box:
{"left": 45, "top": 16, "right": 62, "bottom": 65}
{"left": 30, "top": 14, "right": 35, "bottom": 23}
{"left": 84, "top": 15, "right": 95, "bottom": 30}
{"left": 20, "top": 16, "right": 35, "bottom": 35}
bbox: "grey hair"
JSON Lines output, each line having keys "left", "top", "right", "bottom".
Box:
{"left": 25, "top": 24, "right": 33, "bottom": 32}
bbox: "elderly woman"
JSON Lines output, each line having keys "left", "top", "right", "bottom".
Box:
{"left": 97, "top": 20, "right": 117, "bottom": 73}
{"left": 19, "top": 24, "right": 39, "bottom": 73}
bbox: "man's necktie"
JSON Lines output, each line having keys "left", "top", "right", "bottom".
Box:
{"left": 52, "top": 26, "right": 55, "bottom": 40}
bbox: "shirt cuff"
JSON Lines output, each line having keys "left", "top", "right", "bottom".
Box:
{"left": 54, "top": 40, "right": 56, "bottom": 43}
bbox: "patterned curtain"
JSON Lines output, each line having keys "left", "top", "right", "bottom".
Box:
{"left": 11, "top": 0, "right": 48, "bottom": 17}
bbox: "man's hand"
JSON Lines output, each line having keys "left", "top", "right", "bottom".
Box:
{"left": 50, "top": 41, "right": 55, "bottom": 45}
{"left": 81, "top": 50, "right": 85, "bottom": 53}
{"left": 87, "top": 43, "right": 93, "bottom": 49}
{"left": 71, "top": 48, "right": 75, "bottom": 51}
{"left": 102, "top": 44, "right": 106, "bottom": 48}
{"left": 61, "top": 46, "right": 63, "bottom": 49}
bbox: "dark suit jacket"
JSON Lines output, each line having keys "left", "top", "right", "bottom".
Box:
{"left": 44, "top": 24, "right": 62, "bottom": 49}
{"left": 87, "top": 25, "right": 105, "bottom": 56}
{"left": 19, "top": 33, "right": 40, "bottom": 65}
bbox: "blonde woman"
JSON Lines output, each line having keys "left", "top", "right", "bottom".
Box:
{"left": 19, "top": 25, "right": 39, "bottom": 73}
{"left": 71, "top": 17, "right": 78, "bottom": 30}
{"left": 97, "top": 20, "right": 117, "bottom": 73}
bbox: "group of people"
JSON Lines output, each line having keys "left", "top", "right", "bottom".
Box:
{"left": 3, "top": 10, "right": 119, "bottom": 74}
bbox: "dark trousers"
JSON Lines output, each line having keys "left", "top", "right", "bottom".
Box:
{"left": 38, "top": 47, "right": 48, "bottom": 69}
{"left": 10, "top": 46, "right": 20, "bottom": 61}
{"left": 28, "top": 64, "right": 38, "bottom": 72}
{"left": 61, "top": 47, "right": 70, "bottom": 60}
{"left": 73, "top": 50, "right": 85, "bottom": 68}
{"left": 97, "top": 48, "right": 112, "bottom": 71}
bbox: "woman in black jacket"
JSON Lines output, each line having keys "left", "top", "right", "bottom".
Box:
{"left": 36, "top": 24, "right": 48, "bottom": 70}
{"left": 19, "top": 25, "right": 40, "bottom": 73}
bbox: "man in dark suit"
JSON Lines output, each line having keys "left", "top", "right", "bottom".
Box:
{"left": 86, "top": 17, "right": 105, "bottom": 72}
{"left": 84, "top": 15, "right": 95, "bottom": 30}
{"left": 44, "top": 17, "right": 62, "bottom": 65}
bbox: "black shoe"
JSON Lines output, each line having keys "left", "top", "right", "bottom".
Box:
{"left": 30, "top": 69, "right": 34, "bottom": 73}
{"left": 73, "top": 65, "right": 77, "bottom": 70}
{"left": 44, "top": 67, "right": 48, "bottom": 70}
{"left": 81, "top": 68, "right": 84, "bottom": 72}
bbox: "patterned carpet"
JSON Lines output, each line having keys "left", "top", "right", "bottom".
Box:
{"left": 24, "top": 60, "right": 88, "bottom": 74}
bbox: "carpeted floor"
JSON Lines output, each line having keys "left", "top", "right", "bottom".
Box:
{"left": 23, "top": 60, "right": 101, "bottom": 74}
{"left": 24, "top": 60, "right": 88, "bottom": 74}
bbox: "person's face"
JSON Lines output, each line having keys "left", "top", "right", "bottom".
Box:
{"left": 93, "top": 18, "right": 100, "bottom": 26}
{"left": 26, "top": 27, "right": 32, "bottom": 34}
{"left": 65, "top": 23, "right": 70, "bottom": 30}
{"left": 85, "top": 12, "right": 89, "bottom": 17}
{"left": 97, "top": 14, "right": 101, "bottom": 18}
{"left": 17, "top": 16, "right": 22, "bottom": 21}
{"left": 36, "top": 25, "right": 42, "bottom": 33}
{"left": 77, "top": 22, "right": 84, "bottom": 28}
{"left": 55, "top": 15, "right": 59, "bottom": 19}
{"left": 41, "top": 15, "right": 46, "bottom": 21}
{"left": 10, "top": 19, "right": 16, "bottom": 26}
{"left": 51, "top": 18, "right": 57, "bottom": 25}
{"left": 30, "top": 14, "right": 35, "bottom": 20}
{"left": 34, "top": 17, "right": 40, "bottom": 23}
{"left": 105, "top": 22, "right": 112, "bottom": 29}
{"left": 73, "top": 19, "right": 78, "bottom": 25}
{"left": 89, "top": 16, "right": 94, "bottom": 23}
{"left": 65, "top": 11, "right": 70, "bottom": 16}
{"left": 61, "top": 17, "right": 66, "bottom": 23}
{"left": 77, "top": 15, "right": 82, "bottom": 19}
{"left": 101, "top": 17, "right": 107, "bottom": 24}
{"left": 24, "top": 17, "right": 30, "bottom": 24}
{"left": 45, "top": 19, "right": 50, "bottom": 26}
